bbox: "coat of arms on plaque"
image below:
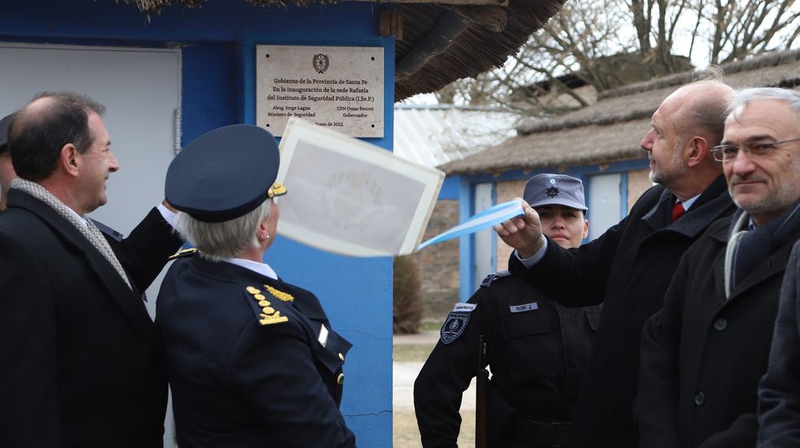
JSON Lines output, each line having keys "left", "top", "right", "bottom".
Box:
{"left": 313, "top": 54, "right": 330, "bottom": 74}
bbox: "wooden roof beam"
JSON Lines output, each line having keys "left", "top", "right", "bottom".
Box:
{"left": 395, "top": 11, "right": 470, "bottom": 80}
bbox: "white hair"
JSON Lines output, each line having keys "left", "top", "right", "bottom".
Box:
{"left": 175, "top": 199, "right": 273, "bottom": 261}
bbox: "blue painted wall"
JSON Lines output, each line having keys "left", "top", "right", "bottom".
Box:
{"left": 438, "top": 175, "right": 461, "bottom": 200}
{"left": 0, "top": 1, "right": 395, "bottom": 445}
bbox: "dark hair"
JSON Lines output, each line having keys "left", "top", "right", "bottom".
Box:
{"left": 8, "top": 91, "right": 106, "bottom": 182}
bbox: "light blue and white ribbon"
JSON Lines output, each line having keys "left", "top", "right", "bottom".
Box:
{"left": 417, "top": 199, "right": 524, "bottom": 250}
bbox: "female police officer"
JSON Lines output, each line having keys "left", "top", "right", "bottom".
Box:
{"left": 415, "top": 174, "right": 601, "bottom": 448}
{"left": 157, "top": 124, "right": 356, "bottom": 448}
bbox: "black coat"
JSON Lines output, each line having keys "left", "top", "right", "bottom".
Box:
{"left": 0, "top": 189, "right": 183, "bottom": 448}
{"left": 757, "top": 241, "right": 800, "bottom": 446}
{"left": 414, "top": 272, "right": 601, "bottom": 448}
{"left": 638, "top": 217, "right": 800, "bottom": 448}
{"left": 509, "top": 175, "right": 736, "bottom": 448}
{"left": 156, "top": 255, "right": 356, "bottom": 448}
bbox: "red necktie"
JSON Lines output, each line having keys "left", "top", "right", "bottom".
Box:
{"left": 672, "top": 202, "right": 686, "bottom": 222}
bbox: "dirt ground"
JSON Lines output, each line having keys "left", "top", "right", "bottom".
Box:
{"left": 393, "top": 330, "right": 477, "bottom": 448}
{"left": 394, "top": 409, "right": 476, "bottom": 448}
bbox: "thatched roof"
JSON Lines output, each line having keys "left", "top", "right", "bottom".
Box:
{"left": 442, "top": 49, "right": 800, "bottom": 176}
{"left": 393, "top": 0, "right": 566, "bottom": 101}
{"left": 121, "top": 0, "right": 567, "bottom": 102}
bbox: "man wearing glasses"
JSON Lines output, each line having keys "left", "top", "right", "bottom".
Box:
{"left": 493, "top": 77, "right": 737, "bottom": 447}
{"left": 637, "top": 87, "right": 800, "bottom": 448}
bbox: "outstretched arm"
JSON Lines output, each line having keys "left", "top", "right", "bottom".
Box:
{"left": 493, "top": 200, "right": 545, "bottom": 259}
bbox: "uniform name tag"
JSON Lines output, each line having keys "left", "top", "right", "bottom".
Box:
{"left": 318, "top": 324, "right": 329, "bottom": 347}
{"left": 509, "top": 302, "right": 539, "bottom": 313}
{"left": 452, "top": 303, "right": 477, "bottom": 313}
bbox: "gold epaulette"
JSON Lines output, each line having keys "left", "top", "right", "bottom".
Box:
{"left": 168, "top": 248, "right": 197, "bottom": 260}
{"left": 246, "top": 286, "right": 289, "bottom": 326}
{"left": 264, "top": 284, "right": 294, "bottom": 302}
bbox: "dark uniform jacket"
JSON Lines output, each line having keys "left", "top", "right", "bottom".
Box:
{"left": 414, "top": 272, "right": 602, "bottom": 448}
{"left": 508, "top": 175, "right": 736, "bottom": 448}
{"left": 757, "top": 241, "right": 800, "bottom": 446}
{"left": 156, "top": 255, "right": 356, "bottom": 448}
{"left": 0, "top": 189, "right": 183, "bottom": 448}
{"left": 638, "top": 214, "right": 800, "bottom": 448}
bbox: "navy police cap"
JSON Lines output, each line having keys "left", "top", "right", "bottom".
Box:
{"left": 165, "top": 124, "right": 287, "bottom": 223}
{"left": 523, "top": 173, "right": 587, "bottom": 211}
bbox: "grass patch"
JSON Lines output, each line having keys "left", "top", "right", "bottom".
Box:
{"left": 394, "top": 343, "right": 435, "bottom": 363}
{"left": 420, "top": 320, "right": 443, "bottom": 332}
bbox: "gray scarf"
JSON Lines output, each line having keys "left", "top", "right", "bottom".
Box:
{"left": 11, "top": 178, "right": 132, "bottom": 289}
{"left": 725, "top": 201, "right": 800, "bottom": 298}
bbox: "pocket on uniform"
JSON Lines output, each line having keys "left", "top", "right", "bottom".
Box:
{"left": 500, "top": 310, "right": 561, "bottom": 379}
{"left": 313, "top": 327, "right": 350, "bottom": 374}
{"left": 501, "top": 308, "right": 555, "bottom": 340}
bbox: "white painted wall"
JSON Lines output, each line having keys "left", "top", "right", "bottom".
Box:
{"left": 588, "top": 172, "right": 622, "bottom": 241}
{"left": 473, "top": 182, "right": 494, "bottom": 289}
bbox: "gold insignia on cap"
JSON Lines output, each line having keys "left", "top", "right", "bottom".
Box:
{"left": 168, "top": 248, "right": 197, "bottom": 260}
{"left": 265, "top": 284, "right": 294, "bottom": 302}
{"left": 246, "top": 286, "right": 288, "bottom": 326}
{"left": 267, "top": 181, "right": 287, "bottom": 198}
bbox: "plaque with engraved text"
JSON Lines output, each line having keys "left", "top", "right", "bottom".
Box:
{"left": 256, "top": 45, "right": 385, "bottom": 137}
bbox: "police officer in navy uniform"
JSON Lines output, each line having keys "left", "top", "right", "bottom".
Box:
{"left": 156, "top": 124, "right": 356, "bottom": 448}
{"left": 414, "top": 174, "right": 601, "bottom": 448}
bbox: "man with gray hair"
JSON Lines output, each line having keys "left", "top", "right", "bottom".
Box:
{"left": 156, "top": 124, "right": 356, "bottom": 447}
{"left": 637, "top": 87, "right": 800, "bottom": 448}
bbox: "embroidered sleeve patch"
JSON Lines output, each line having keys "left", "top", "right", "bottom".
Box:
{"left": 440, "top": 312, "right": 471, "bottom": 344}
{"left": 452, "top": 303, "right": 477, "bottom": 313}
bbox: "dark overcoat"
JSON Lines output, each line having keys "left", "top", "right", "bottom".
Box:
{"left": 638, "top": 218, "right": 800, "bottom": 448}
{"left": 156, "top": 255, "right": 356, "bottom": 448}
{"left": 508, "top": 175, "right": 736, "bottom": 448}
{"left": 0, "top": 189, "right": 183, "bottom": 448}
{"left": 414, "top": 272, "right": 601, "bottom": 448}
{"left": 757, "top": 241, "right": 800, "bottom": 446}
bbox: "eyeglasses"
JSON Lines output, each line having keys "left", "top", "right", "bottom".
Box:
{"left": 711, "top": 137, "right": 800, "bottom": 162}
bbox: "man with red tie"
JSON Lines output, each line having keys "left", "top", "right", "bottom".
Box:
{"left": 493, "top": 75, "right": 738, "bottom": 447}
{"left": 639, "top": 87, "right": 800, "bottom": 448}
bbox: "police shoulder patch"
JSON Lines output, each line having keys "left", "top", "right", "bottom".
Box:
{"left": 440, "top": 309, "right": 473, "bottom": 344}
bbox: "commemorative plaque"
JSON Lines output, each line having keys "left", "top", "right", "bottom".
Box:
{"left": 256, "top": 45, "right": 385, "bottom": 138}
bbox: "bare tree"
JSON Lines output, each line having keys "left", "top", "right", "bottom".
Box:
{"left": 422, "top": 0, "right": 800, "bottom": 116}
